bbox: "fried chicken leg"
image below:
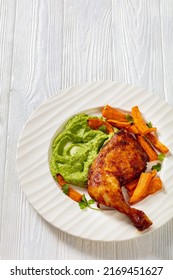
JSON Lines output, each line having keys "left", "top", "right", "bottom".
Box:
{"left": 87, "top": 130, "right": 152, "bottom": 231}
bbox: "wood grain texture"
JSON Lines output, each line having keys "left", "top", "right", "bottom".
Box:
{"left": 0, "top": 0, "right": 17, "bottom": 250}
{"left": 112, "top": 0, "right": 165, "bottom": 98}
{"left": 61, "top": 0, "right": 113, "bottom": 88}
{"left": 160, "top": 0, "right": 173, "bottom": 105}
{"left": 0, "top": 0, "right": 173, "bottom": 259}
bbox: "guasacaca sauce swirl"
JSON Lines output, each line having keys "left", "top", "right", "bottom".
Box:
{"left": 50, "top": 114, "right": 112, "bottom": 187}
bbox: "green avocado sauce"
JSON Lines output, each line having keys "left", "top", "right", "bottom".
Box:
{"left": 50, "top": 113, "right": 113, "bottom": 187}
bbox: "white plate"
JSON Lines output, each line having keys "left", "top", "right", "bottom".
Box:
{"left": 16, "top": 82, "right": 173, "bottom": 241}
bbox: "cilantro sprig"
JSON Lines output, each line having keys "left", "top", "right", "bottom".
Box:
{"left": 151, "top": 153, "right": 165, "bottom": 172}
{"left": 62, "top": 184, "right": 70, "bottom": 195}
{"left": 146, "top": 121, "right": 153, "bottom": 128}
{"left": 158, "top": 153, "right": 165, "bottom": 161}
{"left": 62, "top": 185, "right": 99, "bottom": 211}
{"left": 98, "top": 125, "right": 107, "bottom": 133}
{"left": 126, "top": 114, "right": 134, "bottom": 124}
{"left": 78, "top": 194, "right": 99, "bottom": 211}
{"left": 151, "top": 163, "right": 162, "bottom": 172}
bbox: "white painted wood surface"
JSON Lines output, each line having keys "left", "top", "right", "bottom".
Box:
{"left": 0, "top": 0, "right": 173, "bottom": 259}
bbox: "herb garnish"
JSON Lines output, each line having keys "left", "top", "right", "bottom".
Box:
{"left": 62, "top": 186, "right": 99, "bottom": 211}
{"left": 151, "top": 163, "right": 162, "bottom": 172}
{"left": 98, "top": 125, "right": 107, "bottom": 133}
{"left": 62, "top": 184, "right": 70, "bottom": 195}
{"left": 78, "top": 194, "right": 99, "bottom": 210}
{"left": 126, "top": 114, "right": 134, "bottom": 124}
{"left": 146, "top": 121, "right": 153, "bottom": 128}
{"left": 158, "top": 153, "right": 165, "bottom": 161}
{"left": 151, "top": 154, "right": 165, "bottom": 171}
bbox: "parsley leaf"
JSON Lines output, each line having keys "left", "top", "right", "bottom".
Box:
{"left": 98, "top": 125, "right": 107, "bottom": 133}
{"left": 78, "top": 194, "right": 99, "bottom": 210}
{"left": 151, "top": 163, "right": 162, "bottom": 172}
{"left": 158, "top": 153, "right": 165, "bottom": 161}
{"left": 147, "top": 121, "right": 153, "bottom": 128}
{"left": 62, "top": 184, "right": 69, "bottom": 195}
{"left": 126, "top": 114, "right": 134, "bottom": 124}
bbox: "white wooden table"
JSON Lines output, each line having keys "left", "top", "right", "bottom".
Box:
{"left": 1, "top": 0, "right": 173, "bottom": 260}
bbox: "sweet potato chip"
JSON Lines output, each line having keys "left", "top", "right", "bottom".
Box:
{"left": 125, "top": 178, "right": 139, "bottom": 192}
{"left": 56, "top": 174, "right": 82, "bottom": 202}
{"left": 146, "top": 133, "right": 169, "bottom": 154}
{"left": 137, "top": 135, "right": 158, "bottom": 161}
{"left": 129, "top": 172, "right": 153, "bottom": 204}
{"left": 107, "top": 119, "right": 131, "bottom": 129}
{"left": 88, "top": 118, "right": 114, "bottom": 134}
{"left": 126, "top": 124, "right": 140, "bottom": 134}
{"left": 147, "top": 177, "right": 162, "bottom": 195}
{"left": 132, "top": 106, "right": 156, "bottom": 135}
{"left": 102, "top": 105, "right": 127, "bottom": 122}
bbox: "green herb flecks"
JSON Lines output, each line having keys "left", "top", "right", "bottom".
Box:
{"left": 146, "top": 121, "right": 153, "bottom": 128}
{"left": 151, "top": 163, "right": 162, "bottom": 172}
{"left": 78, "top": 194, "right": 99, "bottom": 211}
{"left": 62, "top": 184, "right": 70, "bottom": 195}
{"left": 126, "top": 114, "right": 134, "bottom": 124}
{"left": 98, "top": 125, "right": 107, "bottom": 134}
{"left": 158, "top": 153, "right": 165, "bottom": 161}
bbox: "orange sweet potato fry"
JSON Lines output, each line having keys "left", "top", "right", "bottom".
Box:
{"left": 56, "top": 174, "right": 82, "bottom": 202}
{"left": 125, "top": 178, "right": 139, "bottom": 192}
{"left": 137, "top": 135, "right": 158, "bottom": 161}
{"left": 88, "top": 118, "right": 114, "bottom": 134}
{"left": 129, "top": 176, "right": 162, "bottom": 201}
{"left": 56, "top": 174, "right": 66, "bottom": 186}
{"left": 129, "top": 172, "right": 153, "bottom": 204}
{"left": 132, "top": 106, "right": 156, "bottom": 135}
{"left": 107, "top": 119, "right": 131, "bottom": 129}
{"left": 126, "top": 124, "right": 140, "bottom": 134}
{"left": 146, "top": 133, "right": 169, "bottom": 154}
{"left": 102, "top": 105, "right": 127, "bottom": 122}
{"left": 67, "top": 188, "right": 83, "bottom": 202}
{"left": 88, "top": 118, "right": 102, "bottom": 129}
{"left": 127, "top": 189, "right": 135, "bottom": 197}
{"left": 150, "top": 169, "right": 157, "bottom": 178}
{"left": 127, "top": 170, "right": 157, "bottom": 197}
{"left": 147, "top": 177, "right": 162, "bottom": 195}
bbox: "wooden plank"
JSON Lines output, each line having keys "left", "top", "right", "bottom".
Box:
{"left": 159, "top": 0, "right": 173, "bottom": 105}
{"left": 0, "top": 0, "right": 17, "bottom": 246}
{"left": 112, "top": 0, "right": 165, "bottom": 99}
{"left": 0, "top": 0, "right": 64, "bottom": 259}
{"left": 62, "top": 0, "right": 113, "bottom": 88}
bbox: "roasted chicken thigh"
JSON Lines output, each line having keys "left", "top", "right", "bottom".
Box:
{"left": 87, "top": 130, "right": 152, "bottom": 231}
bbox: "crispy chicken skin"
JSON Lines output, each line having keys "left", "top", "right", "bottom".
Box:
{"left": 87, "top": 130, "right": 152, "bottom": 231}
